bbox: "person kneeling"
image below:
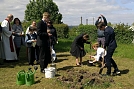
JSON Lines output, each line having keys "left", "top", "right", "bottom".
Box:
{"left": 89, "top": 42, "right": 106, "bottom": 67}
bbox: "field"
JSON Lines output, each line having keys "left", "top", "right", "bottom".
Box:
{"left": 0, "top": 39, "right": 134, "bottom": 89}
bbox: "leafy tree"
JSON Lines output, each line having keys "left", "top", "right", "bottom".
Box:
{"left": 24, "top": 0, "right": 62, "bottom": 24}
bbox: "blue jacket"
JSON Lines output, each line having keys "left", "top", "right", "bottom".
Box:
{"left": 104, "top": 26, "right": 117, "bottom": 49}
{"left": 25, "top": 33, "right": 37, "bottom": 47}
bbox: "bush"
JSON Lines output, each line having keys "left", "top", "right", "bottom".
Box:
{"left": 53, "top": 24, "right": 69, "bottom": 38}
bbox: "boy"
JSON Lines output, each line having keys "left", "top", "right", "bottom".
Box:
{"left": 89, "top": 42, "right": 106, "bottom": 66}
{"left": 25, "top": 26, "right": 37, "bottom": 66}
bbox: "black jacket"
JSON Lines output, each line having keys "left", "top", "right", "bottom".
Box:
{"left": 37, "top": 20, "right": 49, "bottom": 47}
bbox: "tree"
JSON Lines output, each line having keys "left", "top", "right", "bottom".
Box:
{"left": 24, "top": 0, "right": 63, "bottom": 24}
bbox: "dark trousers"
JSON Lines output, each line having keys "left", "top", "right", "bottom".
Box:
{"left": 39, "top": 46, "right": 51, "bottom": 71}
{"left": 97, "top": 37, "right": 105, "bottom": 48}
{"left": 16, "top": 47, "right": 20, "bottom": 57}
{"left": 104, "top": 48, "right": 118, "bottom": 74}
{"left": 35, "top": 45, "right": 39, "bottom": 61}
{"left": 28, "top": 47, "right": 35, "bottom": 65}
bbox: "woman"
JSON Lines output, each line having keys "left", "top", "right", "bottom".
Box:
{"left": 70, "top": 33, "right": 91, "bottom": 66}
{"left": 12, "top": 18, "right": 25, "bottom": 59}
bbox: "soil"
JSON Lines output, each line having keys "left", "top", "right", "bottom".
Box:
{"left": 56, "top": 68, "right": 114, "bottom": 89}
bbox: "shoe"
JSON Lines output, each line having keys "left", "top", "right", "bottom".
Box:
{"left": 76, "top": 64, "right": 81, "bottom": 67}
{"left": 79, "top": 63, "right": 83, "bottom": 66}
{"left": 112, "top": 70, "right": 121, "bottom": 76}
{"left": 101, "top": 73, "right": 111, "bottom": 76}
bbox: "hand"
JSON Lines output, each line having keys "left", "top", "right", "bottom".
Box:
{"left": 12, "top": 32, "right": 15, "bottom": 35}
{"left": 80, "top": 47, "right": 83, "bottom": 50}
{"left": 34, "top": 39, "right": 37, "bottom": 42}
{"left": 32, "top": 40, "right": 37, "bottom": 42}
{"left": 56, "top": 41, "right": 58, "bottom": 44}
{"left": 48, "top": 33, "right": 52, "bottom": 36}
{"left": 100, "top": 14, "right": 104, "bottom": 17}
{"left": 20, "top": 34, "right": 24, "bottom": 36}
{"left": 98, "top": 16, "right": 101, "bottom": 19}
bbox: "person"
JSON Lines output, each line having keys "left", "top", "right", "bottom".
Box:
{"left": 0, "top": 25, "right": 4, "bottom": 64}
{"left": 12, "top": 18, "right": 25, "bottom": 59}
{"left": 70, "top": 33, "right": 91, "bottom": 66}
{"left": 97, "top": 22, "right": 120, "bottom": 76}
{"left": 25, "top": 26, "right": 37, "bottom": 66}
{"left": 47, "top": 20, "right": 58, "bottom": 50}
{"left": 1, "top": 14, "right": 17, "bottom": 61}
{"left": 37, "top": 12, "right": 52, "bottom": 73}
{"left": 25, "top": 21, "right": 39, "bottom": 64}
{"left": 25, "top": 21, "right": 37, "bottom": 34}
{"left": 89, "top": 42, "right": 106, "bottom": 66}
{"left": 95, "top": 14, "right": 107, "bottom": 48}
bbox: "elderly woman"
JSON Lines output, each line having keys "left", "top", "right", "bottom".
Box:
{"left": 12, "top": 18, "right": 25, "bottom": 59}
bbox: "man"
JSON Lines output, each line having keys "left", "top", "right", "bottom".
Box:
{"left": 1, "top": 14, "right": 17, "bottom": 60}
{"left": 25, "top": 21, "right": 37, "bottom": 34}
{"left": 37, "top": 12, "right": 52, "bottom": 73}
{"left": 97, "top": 22, "right": 120, "bottom": 76}
{"left": 95, "top": 14, "right": 107, "bottom": 48}
{"left": 0, "top": 25, "right": 4, "bottom": 64}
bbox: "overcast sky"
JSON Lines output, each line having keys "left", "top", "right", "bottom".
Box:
{"left": 0, "top": 0, "right": 134, "bottom": 25}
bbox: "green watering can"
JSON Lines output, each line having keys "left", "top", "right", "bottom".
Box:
{"left": 25, "top": 66, "right": 38, "bottom": 86}
{"left": 16, "top": 70, "right": 26, "bottom": 85}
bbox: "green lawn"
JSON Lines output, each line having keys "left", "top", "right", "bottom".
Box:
{"left": 0, "top": 39, "right": 134, "bottom": 89}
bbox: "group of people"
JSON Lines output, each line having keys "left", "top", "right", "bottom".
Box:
{"left": 70, "top": 15, "right": 120, "bottom": 76}
{"left": 0, "top": 13, "right": 120, "bottom": 76}
{"left": 0, "top": 12, "right": 58, "bottom": 73}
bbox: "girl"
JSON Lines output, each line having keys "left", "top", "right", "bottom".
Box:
{"left": 70, "top": 33, "right": 91, "bottom": 66}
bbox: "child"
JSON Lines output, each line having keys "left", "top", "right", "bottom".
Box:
{"left": 25, "top": 26, "right": 37, "bottom": 66}
{"left": 89, "top": 42, "right": 106, "bottom": 66}
{"left": 70, "top": 33, "right": 91, "bottom": 66}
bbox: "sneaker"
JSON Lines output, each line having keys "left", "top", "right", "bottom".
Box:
{"left": 112, "top": 70, "right": 121, "bottom": 76}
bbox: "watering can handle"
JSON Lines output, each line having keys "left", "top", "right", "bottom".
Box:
{"left": 25, "top": 73, "right": 29, "bottom": 79}
{"left": 17, "top": 70, "right": 25, "bottom": 78}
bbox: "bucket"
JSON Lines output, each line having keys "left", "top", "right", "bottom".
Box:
{"left": 16, "top": 70, "right": 26, "bottom": 85}
{"left": 50, "top": 63, "right": 57, "bottom": 73}
{"left": 45, "top": 67, "right": 56, "bottom": 78}
{"left": 25, "top": 70, "right": 35, "bottom": 86}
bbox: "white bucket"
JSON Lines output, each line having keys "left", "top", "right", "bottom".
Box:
{"left": 44, "top": 67, "right": 56, "bottom": 78}
{"left": 50, "top": 64, "right": 57, "bottom": 73}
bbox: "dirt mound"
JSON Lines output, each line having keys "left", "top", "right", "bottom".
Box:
{"left": 57, "top": 68, "right": 114, "bottom": 89}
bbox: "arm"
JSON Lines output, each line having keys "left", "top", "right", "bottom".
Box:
{"left": 104, "top": 31, "right": 110, "bottom": 49}
{"left": 25, "top": 34, "right": 33, "bottom": 43}
{"left": 96, "top": 48, "right": 102, "bottom": 61}
{"left": 1, "top": 20, "right": 12, "bottom": 37}
{"left": 12, "top": 25, "right": 21, "bottom": 36}
{"left": 101, "top": 15, "right": 107, "bottom": 26}
{"left": 95, "top": 17, "right": 100, "bottom": 27}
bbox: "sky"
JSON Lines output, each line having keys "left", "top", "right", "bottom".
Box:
{"left": 0, "top": 0, "right": 134, "bottom": 26}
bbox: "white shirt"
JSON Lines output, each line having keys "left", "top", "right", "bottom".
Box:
{"left": 94, "top": 47, "right": 107, "bottom": 61}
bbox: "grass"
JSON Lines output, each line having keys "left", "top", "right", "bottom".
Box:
{"left": 0, "top": 39, "right": 134, "bottom": 89}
